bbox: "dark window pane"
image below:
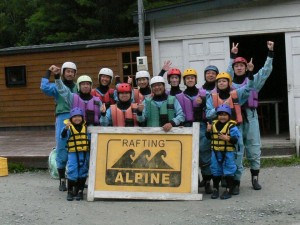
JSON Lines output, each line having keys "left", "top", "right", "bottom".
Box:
{"left": 123, "top": 64, "right": 131, "bottom": 75}
{"left": 132, "top": 51, "right": 139, "bottom": 62}
{"left": 122, "top": 52, "right": 130, "bottom": 63}
{"left": 132, "top": 64, "right": 137, "bottom": 75}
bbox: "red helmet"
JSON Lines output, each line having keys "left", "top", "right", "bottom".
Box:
{"left": 233, "top": 57, "right": 247, "bottom": 66}
{"left": 117, "top": 83, "right": 132, "bottom": 93}
{"left": 167, "top": 68, "right": 181, "bottom": 77}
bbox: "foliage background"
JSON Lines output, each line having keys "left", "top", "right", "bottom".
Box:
{"left": 0, "top": 0, "right": 185, "bottom": 48}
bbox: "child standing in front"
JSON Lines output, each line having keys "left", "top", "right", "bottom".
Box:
{"left": 206, "top": 104, "right": 240, "bottom": 200}
{"left": 61, "top": 107, "right": 90, "bottom": 201}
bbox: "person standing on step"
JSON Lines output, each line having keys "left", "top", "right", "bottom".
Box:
{"left": 227, "top": 41, "right": 274, "bottom": 192}
{"left": 40, "top": 62, "right": 77, "bottom": 192}
{"left": 60, "top": 107, "right": 90, "bottom": 201}
{"left": 206, "top": 104, "right": 240, "bottom": 200}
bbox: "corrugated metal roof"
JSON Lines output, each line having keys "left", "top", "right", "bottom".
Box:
{"left": 0, "top": 36, "right": 151, "bottom": 55}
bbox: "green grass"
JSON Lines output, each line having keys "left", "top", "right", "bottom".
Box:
{"left": 8, "top": 163, "right": 45, "bottom": 173}
{"left": 243, "top": 155, "right": 300, "bottom": 168}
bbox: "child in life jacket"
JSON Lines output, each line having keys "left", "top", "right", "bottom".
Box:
{"left": 61, "top": 107, "right": 90, "bottom": 201}
{"left": 206, "top": 104, "right": 240, "bottom": 200}
{"left": 100, "top": 83, "right": 139, "bottom": 127}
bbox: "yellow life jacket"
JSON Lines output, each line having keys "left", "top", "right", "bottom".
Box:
{"left": 211, "top": 119, "right": 236, "bottom": 152}
{"left": 64, "top": 120, "right": 89, "bottom": 152}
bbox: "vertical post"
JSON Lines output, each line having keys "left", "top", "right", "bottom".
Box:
{"left": 138, "top": 0, "right": 145, "bottom": 56}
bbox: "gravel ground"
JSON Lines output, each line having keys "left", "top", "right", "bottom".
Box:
{"left": 1, "top": 166, "right": 300, "bottom": 225}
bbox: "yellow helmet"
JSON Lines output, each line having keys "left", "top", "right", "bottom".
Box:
{"left": 216, "top": 72, "right": 232, "bottom": 86}
{"left": 183, "top": 68, "right": 197, "bottom": 78}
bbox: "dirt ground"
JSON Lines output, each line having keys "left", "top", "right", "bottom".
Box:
{"left": 1, "top": 166, "right": 300, "bottom": 225}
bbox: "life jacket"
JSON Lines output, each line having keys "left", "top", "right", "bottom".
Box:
{"left": 55, "top": 84, "right": 77, "bottom": 115}
{"left": 91, "top": 88, "right": 115, "bottom": 108}
{"left": 66, "top": 122, "right": 89, "bottom": 153}
{"left": 133, "top": 88, "right": 145, "bottom": 104}
{"left": 145, "top": 96, "right": 175, "bottom": 127}
{"left": 211, "top": 120, "right": 236, "bottom": 152}
{"left": 212, "top": 89, "right": 243, "bottom": 124}
{"left": 176, "top": 88, "right": 206, "bottom": 123}
{"left": 110, "top": 103, "right": 139, "bottom": 127}
{"left": 73, "top": 94, "right": 101, "bottom": 126}
{"left": 240, "top": 79, "right": 258, "bottom": 108}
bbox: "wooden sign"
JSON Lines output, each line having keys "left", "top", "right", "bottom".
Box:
{"left": 87, "top": 123, "right": 202, "bottom": 201}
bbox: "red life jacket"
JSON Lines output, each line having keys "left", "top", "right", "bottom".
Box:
{"left": 91, "top": 88, "right": 115, "bottom": 106}
{"left": 110, "top": 103, "right": 138, "bottom": 127}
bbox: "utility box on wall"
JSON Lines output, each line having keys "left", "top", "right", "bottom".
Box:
{"left": 137, "top": 56, "right": 148, "bottom": 71}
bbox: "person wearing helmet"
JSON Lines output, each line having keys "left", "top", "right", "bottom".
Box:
{"left": 206, "top": 104, "right": 240, "bottom": 200}
{"left": 55, "top": 74, "right": 102, "bottom": 126}
{"left": 206, "top": 71, "right": 255, "bottom": 195}
{"left": 60, "top": 107, "right": 90, "bottom": 201}
{"left": 226, "top": 41, "right": 274, "bottom": 193}
{"left": 40, "top": 62, "right": 77, "bottom": 192}
{"left": 166, "top": 68, "right": 182, "bottom": 96}
{"left": 137, "top": 76, "right": 184, "bottom": 132}
{"left": 100, "top": 83, "right": 139, "bottom": 127}
{"left": 176, "top": 67, "right": 215, "bottom": 194}
{"left": 91, "top": 67, "right": 115, "bottom": 109}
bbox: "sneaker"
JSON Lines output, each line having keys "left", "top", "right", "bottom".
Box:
{"left": 76, "top": 191, "right": 83, "bottom": 201}
{"left": 67, "top": 192, "right": 74, "bottom": 201}
{"left": 220, "top": 190, "right": 232, "bottom": 200}
{"left": 205, "top": 182, "right": 213, "bottom": 194}
{"left": 211, "top": 190, "right": 219, "bottom": 199}
{"left": 59, "top": 181, "right": 67, "bottom": 192}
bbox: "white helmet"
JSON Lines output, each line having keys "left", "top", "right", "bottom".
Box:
{"left": 150, "top": 76, "right": 165, "bottom": 86}
{"left": 61, "top": 62, "right": 77, "bottom": 75}
{"left": 98, "top": 68, "right": 113, "bottom": 79}
{"left": 136, "top": 70, "right": 150, "bottom": 80}
{"left": 77, "top": 75, "right": 93, "bottom": 90}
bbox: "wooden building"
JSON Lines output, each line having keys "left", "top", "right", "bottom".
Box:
{"left": 0, "top": 37, "right": 152, "bottom": 128}
{"left": 137, "top": 0, "right": 300, "bottom": 142}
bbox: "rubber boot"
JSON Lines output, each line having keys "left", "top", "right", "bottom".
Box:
{"left": 211, "top": 176, "right": 221, "bottom": 199}
{"left": 203, "top": 175, "right": 213, "bottom": 194}
{"left": 67, "top": 180, "right": 75, "bottom": 201}
{"left": 230, "top": 180, "right": 240, "bottom": 195}
{"left": 221, "top": 176, "right": 227, "bottom": 188}
{"left": 220, "top": 176, "right": 234, "bottom": 200}
{"left": 57, "top": 168, "right": 67, "bottom": 191}
{"left": 76, "top": 178, "right": 86, "bottom": 201}
{"left": 251, "top": 169, "right": 262, "bottom": 190}
{"left": 198, "top": 172, "right": 206, "bottom": 188}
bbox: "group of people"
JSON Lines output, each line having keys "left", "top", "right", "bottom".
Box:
{"left": 41, "top": 41, "right": 274, "bottom": 201}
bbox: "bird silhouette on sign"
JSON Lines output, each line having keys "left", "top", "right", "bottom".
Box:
{"left": 131, "top": 149, "right": 151, "bottom": 168}
{"left": 146, "top": 150, "right": 173, "bottom": 169}
{"left": 112, "top": 149, "right": 135, "bottom": 168}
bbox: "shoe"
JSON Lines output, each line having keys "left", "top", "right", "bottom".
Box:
{"left": 230, "top": 180, "right": 240, "bottom": 195}
{"left": 76, "top": 191, "right": 83, "bottom": 201}
{"left": 211, "top": 189, "right": 219, "bottom": 199}
{"left": 220, "top": 190, "right": 232, "bottom": 200}
{"left": 252, "top": 177, "right": 262, "bottom": 190}
{"left": 205, "top": 182, "right": 213, "bottom": 194}
{"left": 59, "top": 181, "right": 67, "bottom": 192}
{"left": 67, "top": 192, "right": 74, "bottom": 201}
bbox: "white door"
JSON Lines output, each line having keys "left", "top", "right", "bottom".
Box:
{"left": 183, "top": 37, "right": 230, "bottom": 86}
{"left": 285, "top": 32, "right": 300, "bottom": 140}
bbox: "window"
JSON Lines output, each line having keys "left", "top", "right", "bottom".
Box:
{"left": 5, "top": 65, "right": 26, "bottom": 87}
{"left": 122, "top": 51, "right": 139, "bottom": 86}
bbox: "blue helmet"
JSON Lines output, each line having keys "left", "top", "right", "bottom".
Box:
{"left": 204, "top": 65, "right": 219, "bottom": 74}
{"left": 216, "top": 104, "right": 231, "bottom": 116}
{"left": 70, "top": 107, "right": 84, "bottom": 118}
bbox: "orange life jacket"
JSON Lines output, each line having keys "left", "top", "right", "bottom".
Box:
{"left": 133, "top": 88, "right": 145, "bottom": 104}
{"left": 110, "top": 103, "right": 139, "bottom": 127}
{"left": 212, "top": 90, "right": 242, "bottom": 124}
